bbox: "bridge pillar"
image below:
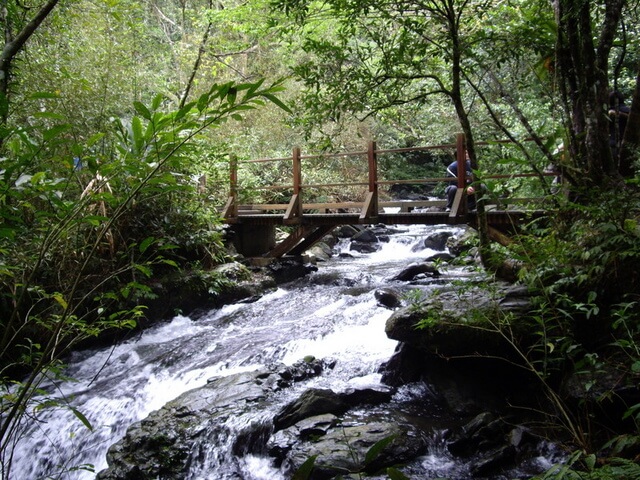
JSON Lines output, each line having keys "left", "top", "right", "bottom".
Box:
{"left": 231, "top": 224, "right": 276, "bottom": 257}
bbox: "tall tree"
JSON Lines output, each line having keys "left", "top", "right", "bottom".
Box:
{"left": 0, "top": 0, "right": 60, "bottom": 129}
{"left": 553, "top": 0, "right": 627, "bottom": 187}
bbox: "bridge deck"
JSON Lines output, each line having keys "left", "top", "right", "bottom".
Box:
{"left": 227, "top": 209, "right": 542, "bottom": 227}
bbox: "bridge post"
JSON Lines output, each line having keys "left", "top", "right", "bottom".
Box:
{"left": 284, "top": 147, "right": 303, "bottom": 224}
{"left": 449, "top": 133, "right": 468, "bottom": 220}
{"left": 221, "top": 154, "right": 238, "bottom": 219}
{"left": 231, "top": 224, "right": 276, "bottom": 257}
{"left": 360, "top": 141, "right": 379, "bottom": 221}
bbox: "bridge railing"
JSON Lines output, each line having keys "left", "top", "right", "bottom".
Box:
{"left": 221, "top": 133, "right": 557, "bottom": 223}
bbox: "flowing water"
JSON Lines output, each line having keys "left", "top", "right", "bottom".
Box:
{"left": 9, "top": 224, "right": 559, "bottom": 479}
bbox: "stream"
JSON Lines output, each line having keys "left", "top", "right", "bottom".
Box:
{"left": 10, "top": 224, "right": 561, "bottom": 479}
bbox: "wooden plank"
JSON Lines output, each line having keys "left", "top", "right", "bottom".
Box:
{"left": 221, "top": 196, "right": 237, "bottom": 219}
{"left": 289, "top": 225, "right": 336, "bottom": 256}
{"left": 264, "top": 226, "right": 312, "bottom": 258}
{"left": 360, "top": 191, "right": 379, "bottom": 221}
{"left": 283, "top": 193, "right": 302, "bottom": 224}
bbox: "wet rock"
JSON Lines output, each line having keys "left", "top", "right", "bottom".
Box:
{"left": 426, "top": 251, "right": 455, "bottom": 262}
{"left": 378, "top": 343, "right": 426, "bottom": 387}
{"left": 391, "top": 262, "right": 439, "bottom": 281}
{"left": 274, "top": 388, "right": 350, "bottom": 431}
{"left": 374, "top": 288, "right": 402, "bottom": 309}
{"left": 446, "top": 227, "right": 477, "bottom": 256}
{"left": 277, "top": 414, "right": 428, "bottom": 479}
{"left": 349, "top": 242, "right": 379, "bottom": 253}
{"left": 423, "top": 231, "right": 454, "bottom": 251}
{"left": 273, "top": 385, "right": 394, "bottom": 432}
{"left": 308, "top": 242, "right": 333, "bottom": 262}
{"left": 352, "top": 229, "right": 378, "bottom": 243}
{"left": 278, "top": 357, "right": 336, "bottom": 387}
{"left": 384, "top": 284, "right": 531, "bottom": 358}
{"left": 334, "top": 225, "right": 360, "bottom": 238}
{"left": 470, "top": 444, "right": 517, "bottom": 476}
{"left": 268, "top": 414, "right": 339, "bottom": 458}
{"left": 321, "top": 234, "right": 338, "bottom": 248}
{"left": 448, "top": 413, "right": 535, "bottom": 477}
{"left": 267, "top": 257, "right": 318, "bottom": 284}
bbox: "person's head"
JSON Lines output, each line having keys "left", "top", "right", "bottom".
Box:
{"left": 609, "top": 90, "right": 626, "bottom": 108}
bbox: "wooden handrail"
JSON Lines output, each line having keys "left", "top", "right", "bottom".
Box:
{"left": 223, "top": 134, "right": 555, "bottom": 221}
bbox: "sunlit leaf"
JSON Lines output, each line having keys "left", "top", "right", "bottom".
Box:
{"left": 139, "top": 237, "right": 155, "bottom": 254}
{"left": 70, "top": 407, "right": 94, "bottom": 431}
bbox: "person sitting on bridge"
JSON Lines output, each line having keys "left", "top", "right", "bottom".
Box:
{"left": 445, "top": 153, "right": 474, "bottom": 211}
{"left": 608, "top": 90, "right": 630, "bottom": 162}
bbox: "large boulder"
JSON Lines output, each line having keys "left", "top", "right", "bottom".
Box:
{"left": 273, "top": 414, "right": 428, "bottom": 479}
{"left": 384, "top": 284, "right": 532, "bottom": 358}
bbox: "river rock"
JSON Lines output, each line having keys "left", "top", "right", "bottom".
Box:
{"left": 374, "top": 288, "right": 402, "bottom": 309}
{"left": 278, "top": 415, "right": 428, "bottom": 479}
{"left": 380, "top": 284, "right": 542, "bottom": 422}
{"left": 334, "top": 225, "right": 360, "bottom": 238}
{"left": 308, "top": 241, "right": 334, "bottom": 261}
{"left": 426, "top": 251, "right": 456, "bottom": 262}
{"left": 349, "top": 241, "right": 379, "bottom": 253}
{"left": 384, "top": 284, "right": 531, "bottom": 358}
{"left": 352, "top": 228, "right": 378, "bottom": 243}
{"left": 273, "top": 386, "right": 394, "bottom": 431}
{"left": 446, "top": 227, "right": 477, "bottom": 256}
{"left": 267, "top": 257, "right": 318, "bottom": 283}
{"left": 447, "top": 412, "right": 539, "bottom": 477}
{"left": 422, "top": 231, "right": 454, "bottom": 251}
{"left": 391, "top": 261, "right": 440, "bottom": 281}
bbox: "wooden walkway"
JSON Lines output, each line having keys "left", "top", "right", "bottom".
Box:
{"left": 220, "top": 134, "right": 553, "bottom": 257}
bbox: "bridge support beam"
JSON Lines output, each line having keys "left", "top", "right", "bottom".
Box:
{"left": 231, "top": 224, "right": 275, "bottom": 257}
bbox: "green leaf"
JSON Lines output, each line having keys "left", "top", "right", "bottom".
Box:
{"left": 364, "top": 435, "right": 395, "bottom": 466}
{"left": 152, "top": 94, "right": 163, "bottom": 110}
{"left": 175, "top": 102, "right": 194, "bottom": 121}
{"left": 134, "top": 101, "right": 152, "bottom": 120}
{"left": 584, "top": 453, "right": 596, "bottom": 471}
{"left": 139, "top": 236, "right": 155, "bottom": 254}
{"left": 87, "top": 133, "right": 105, "bottom": 147}
{"left": 33, "top": 112, "right": 67, "bottom": 121}
{"left": 261, "top": 93, "right": 292, "bottom": 113}
{"left": 292, "top": 455, "right": 317, "bottom": 480}
{"left": 52, "top": 293, "right": 68, "bottom": 310}
{"left": 82, "top": 215, "right": 108, "bottom": 227}
{"left": 43, "top": 124, "right": 71, "bottom": 142}
{"left": 0, "top": 227, "right": 15, "bottom": 239}
{"left": 70, "top": 407, "right": 94, "bottom": 431}
{"left": 132, "top": 116, "right": 144, "bottom": 153}
{"left": 133, "top": 264, "right": 153, "bottom": 277}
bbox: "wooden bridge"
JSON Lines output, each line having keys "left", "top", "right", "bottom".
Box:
{"left": 220, "top": 134, "right": 555, "bottom": 258}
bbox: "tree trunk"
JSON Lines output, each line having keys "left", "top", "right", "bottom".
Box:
{"left": 553, "top": 0, "right": 624, "bottom": 189}
{"left": 620, "top": 65, "right": 640, "bottom": 177}
{"left": 0, "top": 0, "right": 60, "bottom": 127}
